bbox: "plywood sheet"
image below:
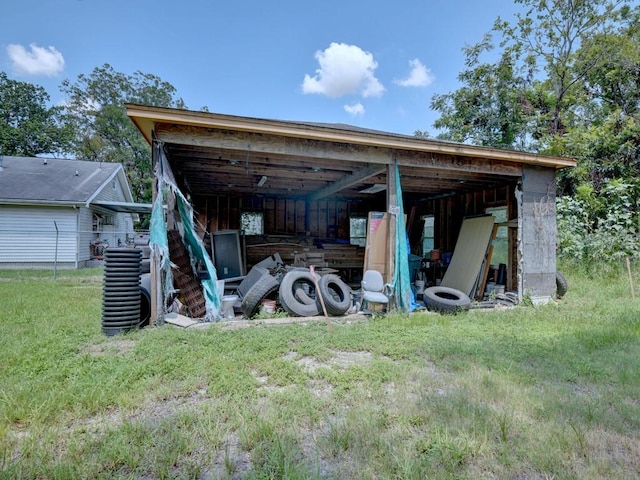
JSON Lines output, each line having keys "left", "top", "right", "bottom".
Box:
{"left": 441, "top": 215, "right": 495, "bottom": 297}
{"left": 363, "top": 212, "right": 389, "bottom": 282}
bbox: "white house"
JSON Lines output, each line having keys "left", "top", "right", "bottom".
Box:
{"left": 0, "top": 156, "right": 149, "bottom": 269}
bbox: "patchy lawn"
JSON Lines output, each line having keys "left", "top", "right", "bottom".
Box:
{"left": 1, "top": 265, "right": 639, "bottom": 479}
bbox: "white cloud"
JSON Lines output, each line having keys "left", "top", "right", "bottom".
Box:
{"left": 395, "top": 58, "right": 434, "bottom": 87}
{"left": 302, "top": 42, "right": 384, "bottom": 98}
{"left": 344, "top": 102, "right": 365, "bottom": 116}
{"left": 6, "top": 43, "right": 65, "bottom": 76}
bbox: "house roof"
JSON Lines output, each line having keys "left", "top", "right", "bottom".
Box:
{"left": 0, "top": 156, "right": 131, "bottom": 206}
{"left": 126, "top": 104, "right": 576, "bottom": 200}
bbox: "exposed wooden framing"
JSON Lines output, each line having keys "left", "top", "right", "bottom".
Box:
{"left": 150, "top": 140, "right": 162, "bottom": 327}
{"left": 395, "top": 150, "right": 523, "bottom": 176}
{"left": 308, "top": 164, "right": 386, "bottom": 201}
{"left": 386, "top": 162, "right": 398, "bottom": 288}
{"left": 158, "top": 124, "right": 531, "bottom": 180}
{"left": 128, "top": 104, "right": 576, "bottom": 169}
{"left": 156, "top": 124, "right": 392, "bottom": 165}
{"left": 127, "top": 105, "right": 576, "bottom": 316}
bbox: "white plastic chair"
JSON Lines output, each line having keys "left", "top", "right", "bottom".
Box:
{"left": 361, "top": 270, "right": 390, "bottom": 312}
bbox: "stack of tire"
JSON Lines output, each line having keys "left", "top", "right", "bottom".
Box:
{"left": 240, "top": 269, "right": 352, "bottom": 318}
{"left": 102, "top": 248, "right": 142, "bottom": 336}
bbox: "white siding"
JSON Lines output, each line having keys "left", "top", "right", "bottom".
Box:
{"left": 91, "top": 175, "right": 136, "bottom": 248}
{"left": 94, "top": 177, "right": 127, "bottom": 202}
{"left": 89, "top": 210, "right": 135, "bottom": 249}
{"left": 0, "top": 206, "right": 79, "bottom": 264}
{"left": 78, "top": 207, "right": 94, "bottom": 262}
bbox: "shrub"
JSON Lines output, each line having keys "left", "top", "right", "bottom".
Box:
{"left": 557, "top": 180, "right": 639, "bottom": 263}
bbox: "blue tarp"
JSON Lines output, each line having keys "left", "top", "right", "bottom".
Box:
{"left": 391, "top": 162, "right": 419, "bottom": 312}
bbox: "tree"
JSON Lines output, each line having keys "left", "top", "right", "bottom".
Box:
{"left": 60, "top": 64, "right": 186, "bottom": 202}
{"left": 0, "top": 72, "right": 73, "bottom": 157}
{"left": 430, "top": 35, "right": 533, "bottom": 150}
{"left": 574, "top": 4, "right": 640, "bottom": 116}
{"left": 493, "top": 0, "right": 629, "bottom": 141}
{"left": 431, "top": 0, "right": 632, "bottom": 151}
{"left": 428, "top": 0, "right": 640, "bottom": 264}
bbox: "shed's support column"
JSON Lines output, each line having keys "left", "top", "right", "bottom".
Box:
{"left": 150, "top": 139, "right": 162, "bottom": 327}
{"left": 518, "top": 165, "right": 557, "bottom": 302}
{"left": 386, "top": 161, "right": 397, "bottom": 285}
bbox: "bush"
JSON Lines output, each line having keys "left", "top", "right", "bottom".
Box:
{"left": 557, "top": 180, "right": 639, "bottom": 263}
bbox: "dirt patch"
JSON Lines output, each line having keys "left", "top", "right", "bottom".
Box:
{"left": 284, "top": 350, "right": 374, "bottom": 373}
{"left": 80, "top": 339, "right": 136, "bottom": 357}
{"left": 205, "top": 432, "right": 252, "bottom": 479}
{"left": 65, "top": 387, "right": 211, "bottom": 438}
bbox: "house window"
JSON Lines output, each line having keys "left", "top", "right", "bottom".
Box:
{"left": 422, "top": 215, "right": 435, "bottom": 255}
{"left": 486, "top": 206, "right": 508, "bottom": 265}
{"left": 241, "top": 212, "right": 264, "bottom": 235}
{"left": 349, "top": 217, "right": 367, "bottom": 247}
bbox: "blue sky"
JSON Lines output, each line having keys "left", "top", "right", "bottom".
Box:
{"left": 1, "top": 0, "right": 519, "bottom": 136}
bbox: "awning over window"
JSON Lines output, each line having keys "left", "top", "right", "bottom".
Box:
{"left": 92, "top": 201, "right": 152, "bottom": 214}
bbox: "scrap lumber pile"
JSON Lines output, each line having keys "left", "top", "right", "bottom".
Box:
{"left": 245, "top": 237, "right": 364, "bottom": 271}
{"left": 167, "top": 229, "right": 207, "bottom": 318}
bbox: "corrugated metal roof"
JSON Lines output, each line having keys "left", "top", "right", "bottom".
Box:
{"left": 0, "top": 156, "right": 122, "bottom": 204}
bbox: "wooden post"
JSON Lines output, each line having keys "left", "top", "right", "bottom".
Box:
{"left": 150, "top": 166, "right": 160, "bottom": 327}
{"left": 386, "top": 161, "right": 397, "bottom": 296}
{"left": 150, "top": 140, "right": 163, "bottom": 327}
{"left": 626, "top": 257, "right": 635, "bottom": 299}
{"left": 476, "top": 224, "right": 499, "bottom": 299}
{"left": 310, "top": 265, "right": 332, "bottom": 330}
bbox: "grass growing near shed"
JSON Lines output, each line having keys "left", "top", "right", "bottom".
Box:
{"left": 1, "top": 263, "right": 639, "bottom": 478}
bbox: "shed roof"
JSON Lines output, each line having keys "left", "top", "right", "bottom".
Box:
{"left": 126, "top": 104, "right": 576, "bottom": 200}
{"left": 0, "top": 156, "right": 129, "bottom": 206}
{"left": 127, "top": 104, "right": 575, "bottom": 168}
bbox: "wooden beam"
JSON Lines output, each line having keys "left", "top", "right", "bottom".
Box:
{"left": 395, "top": 150, "right": 523, "bottom": 176}
{"left": 307, "top": 164, "right": 386, "bottom": 201}
{"left": 156, "top": 123, "right": 392, "bottom": 165}
{"left": 387, "top": 162, "right": 398, "bottom": 288}
{"left": 128, "top": 104, "right": 576, "bottom": 169}
{"left": 159, "top": 124, "right": 527, "bottom": 178}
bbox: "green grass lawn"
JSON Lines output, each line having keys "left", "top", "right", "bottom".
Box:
{"left": 1, "top": 265, "right": 639, "bottom": 479}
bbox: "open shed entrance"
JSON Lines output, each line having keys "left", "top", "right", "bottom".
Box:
{"left": 127, "top": 105, "right": 575, "bottom": 323}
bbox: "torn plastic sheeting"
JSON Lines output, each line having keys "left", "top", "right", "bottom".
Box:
{"left": 148, "top": 151, "right": 173, "bottom": 324}
{"left": 176, "top": 192, "right": 221, "bottom": 320}
{"left": 151, "top": 143, "right": 222, "bottom": 321}
{"left": 391, "top": 162, "right": 415, "bottom": 312}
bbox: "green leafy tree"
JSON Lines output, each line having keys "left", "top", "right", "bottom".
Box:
{"left": 430, "top": 0, "right": 640, "bottom": 266}
{"left": 431, "top": 35, "right": 532, "bottom": 150}
{"left": 432, "top": 0, "right": 631, "bottom": 151}
{"left": 494, "top": 0, "right": 626, "bottom": 141}
{"left": 0, "top": 72, "right": 73, "bottom": 156}
{"left": 550, "top": 111, "right": 640, "bottom": 194}
{"left": 575, "top": 6, "right": 640, "bottom": 116}
{"left": 60, "top": 64, "right": 187, "bottom": 202}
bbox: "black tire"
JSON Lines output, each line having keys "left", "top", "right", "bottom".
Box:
{"left": 318, "top": 274, "right": 351, "bottom": 316}
{"left": 141, "top": 259, "right": 151, "bottom": 274}
{"left": 556, "top": 271, "right": 569, "bottom": 298}
{"left": 424, "top": 286, "right": 471, "bottom": 313}
{"left": 295, "top": 287, "right": 316, "bottom": 305}
{"left": 240, "top": 274, "right": 280, "bottom": 318}
{"left": 139, "top": 273, "right": 151, "bottom": 327}
{"left": 279, "top": 270, "right": 321, "bottom": 317}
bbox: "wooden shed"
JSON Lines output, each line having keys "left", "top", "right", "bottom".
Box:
{"left": 126, "top": 104, "right": 575, "bottom": 320}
